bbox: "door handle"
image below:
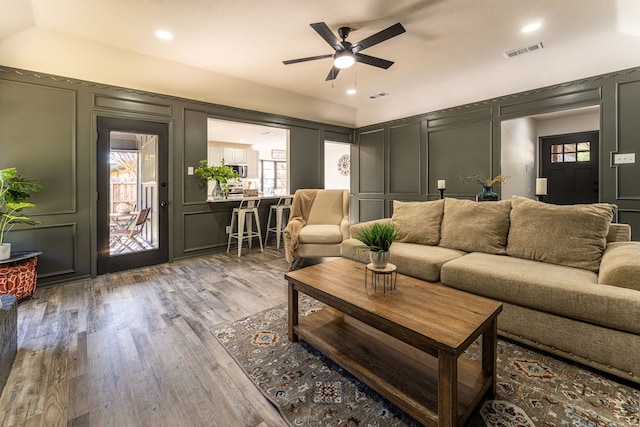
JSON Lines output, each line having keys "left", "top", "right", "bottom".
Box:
{"left": 160, "top": 201, "right": 167, "bottom": 208}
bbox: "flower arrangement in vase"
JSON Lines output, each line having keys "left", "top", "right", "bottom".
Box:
{"left": 459, "top": 173, "right": 509, "bottom": 201}
{"left": 194, "top": 159, "right": 240, "bottom": 199}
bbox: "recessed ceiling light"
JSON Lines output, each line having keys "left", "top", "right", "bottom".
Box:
{"left": 155, "top": 30, "right": 174, "bottom": 40}
{"left": 346, "top": 88, "right": 356, "bottom": 95}
{"left": 522, "top": 22, "right": 542, "bottom": 33}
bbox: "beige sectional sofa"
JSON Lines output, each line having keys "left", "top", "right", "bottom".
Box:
{"left": 341, "top": 196, "right": 640, "bottom": 383}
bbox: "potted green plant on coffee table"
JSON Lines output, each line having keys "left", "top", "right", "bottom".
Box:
{"left": 0, "top": 167, "right": 44, "bottom": 260}
{"left": 355, "top": 222, "right": 399, "bottom": 268}
{"left": 194, "top": 159, "right": 240, "bottom": 200}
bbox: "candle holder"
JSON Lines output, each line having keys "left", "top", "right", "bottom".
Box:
{"left": 439, "top": 188, "right": 445, "bottom": 199}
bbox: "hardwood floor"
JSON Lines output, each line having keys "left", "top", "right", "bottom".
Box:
{"left": 0, "top": 248, "right": 303, "bottom": 427}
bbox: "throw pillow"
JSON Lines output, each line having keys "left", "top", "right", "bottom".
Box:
{"left": 439, "top": 198, "right": 512, "bottom": 254}
{"left": 506, "top": 196, "right": 616, "bottom": 272}
{"left": 391, "top": 199, "right": 444, "bottom": 245}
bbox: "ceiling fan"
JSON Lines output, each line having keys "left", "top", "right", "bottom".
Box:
{"left": 283, "top": 22, "right": 406, "bottom": 81}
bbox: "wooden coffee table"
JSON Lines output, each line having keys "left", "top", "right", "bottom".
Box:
{"left": 285, "top": 258, "right": 502, "bottom": 427}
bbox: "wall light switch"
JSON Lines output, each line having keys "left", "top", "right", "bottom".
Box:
{"left": 187, "top": 166, "right": 194, "bottom": 175}
{"left": 613, "top": 153, "right": 636, "bottom": 164}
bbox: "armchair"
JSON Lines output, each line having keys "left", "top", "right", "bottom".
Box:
{"left": 284, "top": 189, "right": 350, "bottom": 269}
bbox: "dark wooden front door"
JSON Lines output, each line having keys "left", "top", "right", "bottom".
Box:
{"left": 97, "top": 117, "right": 169, "bottom": 274}
{"left": 540, "top": 131, "right": 599, "bottom": 204}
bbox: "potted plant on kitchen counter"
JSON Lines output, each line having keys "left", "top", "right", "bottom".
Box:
{"left": 194, "top": 159, "right": 240, "bottom": 200}
{"left": 0, "top": 167, "right": 44, "bottom": 260}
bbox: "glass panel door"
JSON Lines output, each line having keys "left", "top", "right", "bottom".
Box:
{"left": 97, "top": 117, "right": 168, "bottom": 275}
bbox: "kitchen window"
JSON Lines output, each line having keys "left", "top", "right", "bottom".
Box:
{"left": 259, "top": 160, "right": 287, "bottom": 195}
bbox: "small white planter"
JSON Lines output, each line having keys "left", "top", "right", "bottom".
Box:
{"left": 369, "top": 250, "right": 390, "bottom": 268}
{"left": 0, "top": 242, "right": 11, "bottom": 261}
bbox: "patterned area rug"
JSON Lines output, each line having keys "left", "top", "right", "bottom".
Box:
{"left": 212, "top": 297, "right": 639, "bottom": 427}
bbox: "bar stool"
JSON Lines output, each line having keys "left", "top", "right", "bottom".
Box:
{"left": 264, "top": 195, "right": 293, "bottom": 249}
{"left": 227, "top": 198, "right": 264, "bottom": 257}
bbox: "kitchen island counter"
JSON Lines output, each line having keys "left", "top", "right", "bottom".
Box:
{"left": 206, "top": 195, "right": 290, "bottom": 203}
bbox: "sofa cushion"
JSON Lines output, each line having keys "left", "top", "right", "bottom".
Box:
{"left": 441, "top": 252, "right": 640, "bottom": 334}
{"left": 439, "top": 198, "right": 511, "bottom": 255}
{"left": 506, "top": 196, "right": 615, "bottom": 272}
{"left": 598, "top": 242, "right": 640, "bottom": 291}
{"left": 341, "top": 238, "right": 372, "bottom": 264}
{"left": 299, "top": 224, "right": 343, "bottom": 244}
{"left": 392, "top": 199, "right": 444, "bottom": 245}
{"left": 388, "top": 242, "right": 466, "bottom": 282}
{"left": 341, "top": 239, "right": 465, "bottom": 282}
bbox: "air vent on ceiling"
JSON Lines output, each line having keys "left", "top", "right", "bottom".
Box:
{"left": 504, "top": 42, "right": 544, "bottom": 58}
{"left": 369, "top": 92, "right": 389, "bottom": 99}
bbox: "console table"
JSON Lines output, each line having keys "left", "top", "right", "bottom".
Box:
{"left": 0, "top": 251, "right": 42, "bottom": 300}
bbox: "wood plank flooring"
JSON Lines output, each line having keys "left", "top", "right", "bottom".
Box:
{"left": 0, "top": 248, "right": 313, "bottom": 427}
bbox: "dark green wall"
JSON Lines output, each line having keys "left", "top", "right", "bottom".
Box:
{"left": 0, "top": 66, "right": 352, "bottom": 285}
{"left": 352, "top": 67, "right": 640, "bottom": 241}
{"left": 3, "top": 64, "right": 640, "bottom": 286}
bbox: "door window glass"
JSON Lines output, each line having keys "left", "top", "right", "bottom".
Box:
{"left": 109, "top": 132, "right": 159, "bottom": 255}
{"left": 550, "top": 142, "right": 590, "bottom": 163}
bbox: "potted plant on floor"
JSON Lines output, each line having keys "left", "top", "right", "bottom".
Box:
{"left": 0, "top": 167, "right": 44, "bottom": 260}
{"left": 355, "top": 222, "right": 399, "bottom": 268}
{"left": 194, "top": 159, "right": 240, "bottom": 200}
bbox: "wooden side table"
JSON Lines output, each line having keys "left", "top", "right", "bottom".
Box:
{"left": 0, "top": 251, "right": 42, "bottom": 300}
{"left": 365, "top": 263, "right": 398, "bottom": 293}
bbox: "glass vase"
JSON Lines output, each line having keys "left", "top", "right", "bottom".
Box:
{"left": 211, "top": 180, "right": 225, "bottom": 200}
{"left": 477, "top": 186, "right": 499, "bottom": 202}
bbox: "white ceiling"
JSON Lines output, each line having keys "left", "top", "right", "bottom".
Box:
{"left": 207, "top": 118, "right": 287, "bottom": 149}
{"left": 1, "top": 0, "right": 640, "bottom": 128}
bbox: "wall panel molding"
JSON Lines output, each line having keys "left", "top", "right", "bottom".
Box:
{"left": 94, "top": 94, "right": 172, "bottom": 116}
{"left": 427, "top": 108, "right": 493, "bottom": 128}
{"left": 358, "top": 129, "right": 385, "bottom": 195}
{"left": 616, "top": 80, "right": 640, "bottom": 200}
{"left": 389, "top": 121, "right": 421, "bottom": 195}
{"left": 182, "top": 210, "right": 227, "bottom": 252}
{"left": 0, "top": 79, "right": 77, "bottom": 215}
{"left": 358, "top": 198, "right": 385, "bottom": 222}
{"left": 8, "top": 223, "right": 77, "bottom": 278}
{"left": 499, "top": 88, "right": 601, "bottom": 117}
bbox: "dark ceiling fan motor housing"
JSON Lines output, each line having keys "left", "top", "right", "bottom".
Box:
{"left": 283, "top": 22, "right": 406, "bottom": 81}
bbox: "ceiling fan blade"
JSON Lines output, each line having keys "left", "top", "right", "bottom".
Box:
{"left": 352, "top": 22, "right": 406, "bottom": 52}
{"left": 283, "top": 54, "right": 334, "bottom": 65}
{"left": 310, "top": 22, "right": 344, "bottom": 51}
{"left": 325, "top": 66, "right": 341, "bottom": 81}
{"left": 355, "top": 53, "right": 394, "bottom": 69}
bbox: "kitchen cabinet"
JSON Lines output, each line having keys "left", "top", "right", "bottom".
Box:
{"left": 209, "top": 147, "right": 222, "bottom": 166}
{"left": 247, "top": 149, "right": 259, "bottom": 178}
{"left": 234, "top": 148, "right": 247, "bottom": 164}
{"left": 222, "top": 148, "right": 247, "bottom": 164}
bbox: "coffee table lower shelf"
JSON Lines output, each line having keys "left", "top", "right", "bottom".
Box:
{"left": 294, "top": 307, "right": 492, "bottom": 427}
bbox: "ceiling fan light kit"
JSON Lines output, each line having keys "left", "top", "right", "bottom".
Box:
{"left": 283, "top": 21, "right": 406, "bottom": 81}
{"left": 334, "top": 50, "right": 355, "bottom": 69}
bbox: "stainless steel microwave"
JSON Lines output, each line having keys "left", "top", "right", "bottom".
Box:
{"left": 229, "top": 164, "right": 248, "bottom": 178}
